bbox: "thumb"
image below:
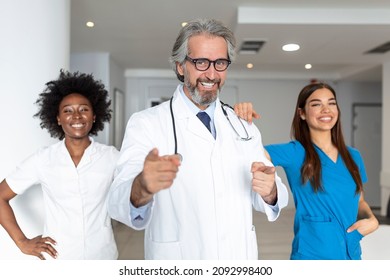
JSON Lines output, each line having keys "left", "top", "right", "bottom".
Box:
{"left": 261, "top": 166, "right": 276, "bottom": 175}
{"left": 252, "top": 162, "right": 275, "bottom": 174}
{"left": 145, "top": 148, "right": 160, "bottom": 161}
{"left": 251, "top": 162, "right": 265, "bottom": 172}
{"left": 347, "top": 222, "right": 358, "bottom": 233}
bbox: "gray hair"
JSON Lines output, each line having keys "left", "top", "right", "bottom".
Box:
{"left": 169, "top": 18, "right": 236, "bottom": 82}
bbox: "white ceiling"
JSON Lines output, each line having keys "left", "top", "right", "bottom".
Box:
{"left": 70, "top": 0, "right": 390, "bottom": 82}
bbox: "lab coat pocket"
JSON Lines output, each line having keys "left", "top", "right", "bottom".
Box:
{"left": 146, "top": 238, "right": 182, "bottom": 260}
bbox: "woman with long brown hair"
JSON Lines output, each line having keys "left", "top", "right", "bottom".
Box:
{"left": 235, "top": 82, "right": 378, "bottom": 259}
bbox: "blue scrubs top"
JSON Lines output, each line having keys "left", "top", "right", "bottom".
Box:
{"left": 266, "top": 141, "right": 367, "bottom": 260}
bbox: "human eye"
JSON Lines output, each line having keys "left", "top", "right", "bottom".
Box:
{"left": 63, "top": 107, "right": 73, "bottom": 113}
{"left": 196, "top": 59, "right": 209, "bottom": 68}
{"left": 215, "top": 59, "right": 228, "bottom": 66}
{"left": 80, "top": 106, "right": 89, "bottom": 112}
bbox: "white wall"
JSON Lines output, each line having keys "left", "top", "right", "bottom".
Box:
{"left": 337, "top": 82, "right": 382, "bottom": 145}
{"left": 0, "top": 0, "right": 70, "bottom": 259}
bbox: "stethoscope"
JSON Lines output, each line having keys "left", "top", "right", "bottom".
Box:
{"left": 169, "top": 96, "right": 252, "bottom": 162}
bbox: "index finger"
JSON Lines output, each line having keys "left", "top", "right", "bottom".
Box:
{"left": 260, "top": 166, "right": 275, "bottom": 175}
{"left": 251, "top": 161, "right": 265, "bottom": 172}
{"left": 251, "top": 162, "right": 275, "bottom": 174}
{"left": 161, "top": 154, "right": 182, "bottom": 166}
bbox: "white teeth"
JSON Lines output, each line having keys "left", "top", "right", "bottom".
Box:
{"left": 201, "top": 82, "right": 214, "bottom": 88}
{"left": 319, "top": 117, "right": 331, "bottom": 121}
{"left": 71, "top": 123, "right": 84, "bottom": 128}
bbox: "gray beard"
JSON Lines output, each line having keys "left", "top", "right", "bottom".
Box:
{"left": 184, "top": 78, "right": 221, "bottom": 107}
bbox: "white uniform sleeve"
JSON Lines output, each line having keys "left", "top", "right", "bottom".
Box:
{"left": 107, "top": 111, "right": 156, "bottom": 230}
{"left": 248, "top": 123, "right": 289, "bottom": 221}
{"left": 6, "top": 151, "right": 41, "bottom": 194}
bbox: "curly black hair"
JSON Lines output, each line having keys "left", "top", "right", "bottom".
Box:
{"left": 34, "top": 70, "right": 112, "bottom": 140}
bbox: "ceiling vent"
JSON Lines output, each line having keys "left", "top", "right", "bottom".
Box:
{"left": 365, "top": 41, "right": 390, "bottom": 54}
{"left": 239, "top": 40, "right": 266, "bottom": 54}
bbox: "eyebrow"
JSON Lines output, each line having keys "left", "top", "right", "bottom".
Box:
{"left": 308, "top": 97, "right": 336, "bottom": 103}
{"left": 61, "top": 103, "right": 91, "bottom": 108}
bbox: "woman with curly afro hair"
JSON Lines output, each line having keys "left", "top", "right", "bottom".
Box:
{"left": 0, "top": 70, "right": 119, "bottom": 260}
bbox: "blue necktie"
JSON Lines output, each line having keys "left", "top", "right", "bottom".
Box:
{"left": 197, "top": 111, "right": 211, "bottom": 133}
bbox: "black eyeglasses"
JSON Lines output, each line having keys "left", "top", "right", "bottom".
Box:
{"left": 185, "top": 56, "right": 231, "bottom": 72}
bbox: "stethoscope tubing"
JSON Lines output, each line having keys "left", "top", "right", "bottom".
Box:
{"left": 169, "top": 96, "right": 252, "bottom": 162}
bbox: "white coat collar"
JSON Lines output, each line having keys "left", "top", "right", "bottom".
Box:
{"left": 171, "top": 85, "right": 223, "bottom": 142}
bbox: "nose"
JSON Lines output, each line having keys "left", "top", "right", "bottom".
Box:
{"left": 204, "top": 63, "right": 217, "bottom": 80}
{"left": 72, "top": 111, "right": 81, "bottom": 119}
{"left": 321, "top": 104, "right": 330, "bottom": 113}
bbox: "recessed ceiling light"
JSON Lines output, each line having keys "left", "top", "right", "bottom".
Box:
{"left": 282, "top": 43, "right": 300, "bottom": 52}
{"left": 181, "top": 22, "right": 188, "bottom": 27}
{"left": 246, "top": 63, "right": 254, "bottom": 69}
{"left": 305, "top": 64, "right": 312, "bottom": 69}
{"left": 86, "top": 21, "right": 95, "bottom": 28}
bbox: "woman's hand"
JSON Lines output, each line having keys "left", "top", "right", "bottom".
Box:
{"left": 234, "top": 102, "right": 260, "bottom": 124}
{"left": 347, "top": 215, "right": 379, "bottom": 236}
{"left": 348, "top": 193, "right": 380, "bottom": 236}
{"left": 17, "top": 235, "right": 58, "bottom": 260}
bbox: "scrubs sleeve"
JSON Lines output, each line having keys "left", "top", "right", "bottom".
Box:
{"left": 348, "top": 147, "right": 368, "bottom": 184}
{"left": 265, "top": 141, "right": 298, "bottom": 168}
{"left": 6, "top": 151, "right": 41, "bottom": 194}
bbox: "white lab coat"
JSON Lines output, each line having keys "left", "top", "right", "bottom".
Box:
{"left": 108, "top": 85, "right": 288, "bottom": 259}
{"left": 6, "top": 138, "right": 118, "bottom": 259}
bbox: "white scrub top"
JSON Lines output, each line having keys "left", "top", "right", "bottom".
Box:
{"left": 108, "top": 85, "right": 289, "bottom": 260}
{"left": 6, "top": 138, "right": 119, "bottom": 260}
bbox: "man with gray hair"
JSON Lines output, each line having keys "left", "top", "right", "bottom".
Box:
{"left": 108, "top": 18, "right": 288, "bottom": 260}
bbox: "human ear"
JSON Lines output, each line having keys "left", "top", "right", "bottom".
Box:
{"left": 298, "top": 108, "right": 306, "bottom": 120}
{"left": 177, "top": 62, "right": 184, "bottom": 76}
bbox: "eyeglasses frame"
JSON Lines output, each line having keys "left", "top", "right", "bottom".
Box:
{"left": 185, "top": 56, "right": 231, "bottom": 72}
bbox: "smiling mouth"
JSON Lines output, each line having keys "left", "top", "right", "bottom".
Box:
{"left": 71, "top": 123, "right": 86, "bottom": 128}
{"left": 200, "top": 82, "right": 216, "bottom": 89}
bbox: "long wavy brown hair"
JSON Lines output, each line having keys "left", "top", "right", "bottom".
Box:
{"left": 291, "top": 82, "right": 363, "bottom": 193}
